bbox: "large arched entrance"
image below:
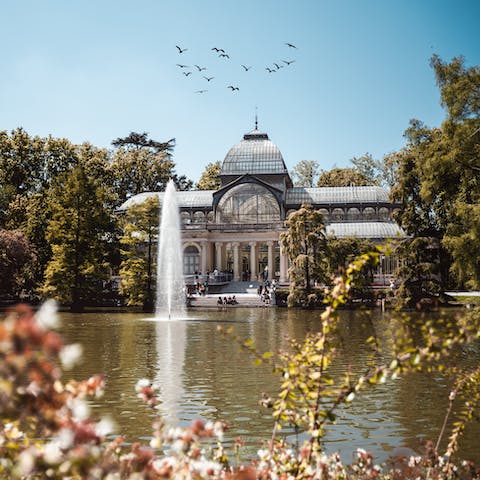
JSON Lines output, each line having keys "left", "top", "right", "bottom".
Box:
{"left": 183, "top": 245, "right": 200, "bottom": 274}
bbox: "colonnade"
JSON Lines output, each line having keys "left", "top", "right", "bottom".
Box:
{"left": 204, "top": 239, "right": 289, "bottom": 283}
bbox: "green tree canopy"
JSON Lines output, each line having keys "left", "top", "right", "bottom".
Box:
{"left": 317, "top": 167, "right": 370, "bottom": 187}
{"left": 40, "top": 165, "right": 113, "bottom": 311}
{"left": 350, "top": 153, "right": 381, "bottom": 185}
{"left": 291, "top": 160, "right": 320, "bottom": 187}
{"left": 196, "top": 161, "right": 221, "bottom": 190}
{"left": 110, "top": 132, "right": 192, "bottom": 204}
{"left": 392, "top": 56, "right": 480, "bottom": 288}
{"left": 119, "top": 196, "right": 159, "bottom": 311}
{"left": 112, "top": 131, "right": 175, "bottom": 154}
{"left": 280, "top": 204, "right": 327, "bottom": 305}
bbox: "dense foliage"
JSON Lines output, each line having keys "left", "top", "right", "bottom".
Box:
{"left": 281, "top": 206, "right": 377, "bottom": 307}
{"left": 392, "top": 55, "right": 480, "bottom": 290}
{"left": 0, "top": 129, "right": 191, "bottom": 307}
{"left": 119, "top": 196, "right": 160, "bottom": 311}
{"left": 197, "top": 161, "right": 222, "bottom": 190}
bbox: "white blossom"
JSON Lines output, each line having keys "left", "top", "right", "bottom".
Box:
{"left": 37, "top": 299, "right": 60, "bottom": 330}
{"left": 95, "top": 417, "right": 116, "bottom": 437}
{"left": 68, "top": 397, "right": 90, "bottom": 421}
{"left": 60, "top": 343, "right": 83, "bottom": 370}
{"left": 135, "top": 378, "right": 151, "bottom": 392}
{"left": 57, "top": 428, "right": 74, "bottom": 449}
{"left": 43, "top": 442, "right": 62, "bottom": 465}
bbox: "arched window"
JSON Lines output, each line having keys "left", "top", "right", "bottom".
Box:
{"left": 183, "top": 245, "right": 200, "bottom": 274}
{"left": 319, "top": 208, "right": 329, "bottom": 221}
{"left": 206, "top": 211, "right": 214, "bottom": 222}
{"left": 347, "top": 207, "right": 361, "bottom": 221}
{"left": 181, "top": 212, "right": 191, "bottom": 225}
{"left": 193, "top": 211, "right": 205, "bottom": 223}
{"left": 331, "top": 208, "right": 344, "bottom": 221}
{"left": 216, "top": 183, "right": 280, "bottom": 224}
{"left": 379, "top": 207, "right": 390, "bottom": 221}
{"left": 363, "top": 207, "right": 375, "bottom": 220}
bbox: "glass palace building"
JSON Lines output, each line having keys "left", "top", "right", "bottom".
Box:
{"left": 119, "top": 127, "right": 404, "bottom": 283}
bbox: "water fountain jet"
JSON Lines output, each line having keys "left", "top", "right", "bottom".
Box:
{"left": 155, "top": 180, "right": 186, "bottom": 319}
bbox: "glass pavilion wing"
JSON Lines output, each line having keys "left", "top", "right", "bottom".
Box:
{"left": 286, "top": 186, "right": 390, "bottom": 205}
{"left": 326, "top": 222, "right": 405, "bottom": 238}
{"left": 118, "top": 191, "right": 215, "bottom": 212}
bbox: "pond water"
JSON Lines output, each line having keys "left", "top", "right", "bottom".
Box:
{"left": 59, "top": 307, "right": 480, "bottom": 464}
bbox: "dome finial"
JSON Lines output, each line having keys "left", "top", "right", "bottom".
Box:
{"left": 255, "top": 106, "right": 258, "bottom": 130}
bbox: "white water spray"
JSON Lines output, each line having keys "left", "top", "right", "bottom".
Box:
{"left": 155, "top": 180, "right": 186, "bottom": 319}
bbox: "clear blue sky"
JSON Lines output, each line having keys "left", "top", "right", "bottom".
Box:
{"left": 2, "top": 0, "right": 479, "bottom": 183}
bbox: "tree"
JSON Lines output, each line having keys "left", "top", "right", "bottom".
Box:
{"left": 280, "top": 204, "right": 327, "bottom": 306}
{"left": 350, "top": 153, "right": 381, "bottom": 185}
{"left": 0, "top": 229, "right": 37, "bottom": 300}
{"left": 0, "top": 129, "right": 45, "bottom": 226}
{"left": 291, "top": 160, "right": 320, "bottom": 187}
{"left": 392, "top": 56, "right": 480, "bottom": 288}
{"left": 379, "top": 151, "right": 402, "bottom": 188}
{"left": 40, "top": 165, "right": 113, "bottom": 311}
{"left": 317, "top": 167, "right": 370, "bottom": 187}
{"left": 112, "top": 131, "right": 175, "bottom": 154}
{"left": 119, "top": 196, "right": 159, "bottom": 311}
{"left": 394, "top": 237, "right": 443, "bottom": 309}
{"left": 196, "top": 161, "right": 221, "bottom": 190}
{"left": 325, "top": 237, "right": 375, "bottom": 276}
{"left": 110, "top": 132, "right": 192, "bottom": 204}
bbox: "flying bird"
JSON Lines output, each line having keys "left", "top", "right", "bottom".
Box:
{"left": 211, "top": 47, "right": 225, "bottom": 53}
{"left": 241, "top": 65, "right": 252, "bottom": 71}
{"left": 176, "top": 45, "right": 188, "bottom": 53}
{"left": 194, "top": 65, "right": 206, "bottom": 71}
{"left": 176, "top": 64, "right": 189, "bottom": 68}
{"left": 282, "top": 59, "right": 295, "bottom": 65}
{"left": 227, "top": 85, "right": 239, "bottom": 91}
{"left": 195, "top": 90, "right": 208, "bottom": 94}
{"left": 183, "top": 71, "right": 192, "bottom": 76}
{"left": 285, "top": 42, "right": 297, "bottom": 49}
{"left": 203, "top": 76, "right": 214, "bottom": 81}
{"left": 273, "top": 63, "right": 283, "bottom": 70}
{"left": 265, "top": 67, "right": 275, "bottom": 73}
{"left": 219, "top": 53, "right": 230, "bottom": 58}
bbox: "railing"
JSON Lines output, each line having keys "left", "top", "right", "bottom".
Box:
{"left": 184, "top": 273, "right": 233, "bottom": 285}
{"left": 181, "top": 219, "right": 394, "bottom": 231}
{"left": 182, "top": 222, "right": 286, "bottom": 231}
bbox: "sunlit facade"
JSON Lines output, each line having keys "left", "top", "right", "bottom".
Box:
{"left": 119, "top": 127, "right": 404, "bottom": 283}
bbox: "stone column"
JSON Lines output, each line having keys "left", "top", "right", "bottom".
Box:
{"left": 200, "top": 241, "right": 208, "bottom": 275}
{"left": 267, "top": 241, "right": 274, "bottom": 281}
{"left": 249, "top": 241, "right": 257, "bottom": 281}
{"left": 279, "top": 245, "right": 288, "bottom": 284}
{"left": 232, "top": 242, "right": 240, "bottom": 281}
{"left": 215, "top": 242, "right": 223, "bottom": 271}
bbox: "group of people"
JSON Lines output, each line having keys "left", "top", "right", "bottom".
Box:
{"left": 258, "top": 278, "right": 276, "bottom": 306}
{"left": 217, "top": 296, "right": 239, "bottom": 307}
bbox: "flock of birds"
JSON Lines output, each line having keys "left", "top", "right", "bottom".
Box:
{"left": 175, "top": 42, "right": 298, "bottom": 94}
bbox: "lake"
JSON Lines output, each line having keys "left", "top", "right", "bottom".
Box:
{"left": 59, "top": 306, "right": 480, "bottom": 464}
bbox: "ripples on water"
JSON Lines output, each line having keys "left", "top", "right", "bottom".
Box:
{"left": 59, "top": 307, "right": 480, "bottom": 464}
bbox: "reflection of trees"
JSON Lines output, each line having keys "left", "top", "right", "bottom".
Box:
{"left": 389, "top": 314, "right": 480, "bottom": 460}
{"left": 60, "top": 312, "right": 159, "bottom": 441}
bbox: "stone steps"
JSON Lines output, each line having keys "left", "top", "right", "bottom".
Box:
{"left": 188, "top": 293, "right": 265, "bottom": 308}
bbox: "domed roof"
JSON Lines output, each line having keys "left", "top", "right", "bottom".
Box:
{"left": 220, "top": 129, "right": 288, "bottom": 176}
